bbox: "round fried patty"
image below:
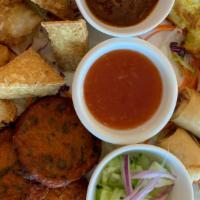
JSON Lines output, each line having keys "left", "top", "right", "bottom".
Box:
{"left": 0, "top": 127, "right": 13, "bottom": 144}
{"left": 0, "top": 142, "right": 17, "bottom": 176}
{"left": 14, "top": 97, "right": 101, "bottom": 188}
{"left": 45, "top": 178, "right": 88, "bottom": 200}
{"left": 0, "top": 171, "right": 29, "bottom": 200}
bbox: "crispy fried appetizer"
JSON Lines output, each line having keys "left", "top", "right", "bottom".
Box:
{"left": 0, "top": 45, "right": 10, "bottom": 67}
{"left": 42, "top": 19, "right": 88, "bottom": 71}
{"left": 45, "top": 178, "right": 88, "bottom": 200}
{"left": 169, "top": 0, "right": 200, "bottom": 56}
{"left": 0, "top": 100, "right": 17, "bottom": 128}
{"left": 0, "top": 48, "right": 65, "bottom": 99}
{"left": 14, "top": 97, "right": 101, "bottom": 188}
{"left": 0, "top": 1, "right": 41, "bottom": 45}
{"left": 0, "top": 142, "right": 17, "bottom": 176}
{"left": 0, "top": 170, "right": 30, "bottom": 200}
{"left": 169, "top": 0, "right": 200, "bottom": 29}
{"left": 30, "top": 0, "right": 76, "bottom": 19}
{"left": 159, "top": 128, "right": 200, "bottom": 182}
{"left": 0, "top": 128, "right": 13, "bottom": 144}
{"left": 184, "top": 29, "right": 200, "bottom": 55}
{"left": 26, "top": 184, "right": 49, "bottom": 200}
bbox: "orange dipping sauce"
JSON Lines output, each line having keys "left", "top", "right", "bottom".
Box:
{"left": 84, "top": 50, "right": 163, "bottom": 130}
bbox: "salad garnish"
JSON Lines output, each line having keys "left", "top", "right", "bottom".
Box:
{"left": 96, "top": 153, "right": 175, "bottom": 200}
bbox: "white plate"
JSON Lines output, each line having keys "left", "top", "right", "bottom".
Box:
{"left": 64, "top": 23, "right": 199, "bottom": 199}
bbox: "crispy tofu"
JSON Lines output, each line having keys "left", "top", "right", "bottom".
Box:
{"left": 0, "top": 2, "right": 42, "bottom": 45}
{"left": 159, "top": 128, "right": 200, "bottom": 182}
{"left": 0, "top": 48, "right": 65, "bottom": 99}
{"left": 30, "top": 0, "right": 69, "bottom": 19}
{"left": 0, "top": 45, "right": 10, "bottom": 67}
{"left": 42, "top": 19, "right": 88, "bottom": 71}
{"left": 0, "top": 100, "right": 17, "bottom": 128}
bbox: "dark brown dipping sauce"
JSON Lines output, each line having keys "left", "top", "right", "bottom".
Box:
{"left": 84, "top": 50, "right": 163, "bottom": 130}
{"left": 85, "top": 0, "right": 158, "bottom": 27}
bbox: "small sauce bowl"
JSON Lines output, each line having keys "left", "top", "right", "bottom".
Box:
{"left": 87, "top": 145, "right": 194, "bottom": 200}
{"left": 75, "top": 0, "right": 175, "bottom": 37}
{"left": 72, "top": 38, "right": 178, "bottom": 145}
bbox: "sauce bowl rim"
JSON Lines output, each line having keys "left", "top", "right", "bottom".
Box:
{"left": 72, "top": 38, "right": 178, "bottom": 145}
{"left": 75, "top": 0, "right": 175, "bottom": 37}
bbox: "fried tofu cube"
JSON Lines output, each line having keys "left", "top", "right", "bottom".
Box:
{"left": 0, "top": 48, "right": 65, "bottom": 99}
{"left": 42, "top": 19, "right": 88, "bottom": 71}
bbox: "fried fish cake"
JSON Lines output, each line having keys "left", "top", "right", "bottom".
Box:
{"left": 0, "top": 127, "right": 13, "bottom": 144}
{"left": 0, "top": 171, "right": 30, "bottom": 200}
{"left": 14, "top": 97, "right": 101, "bottom": 188}
{"left": 0, "top": 2, "right": 41, "bottom": 45}
{"left": 45, "top": 178, "right": 88, "bottom": 200}
{"left": 26, "top": 184, "right": 49, "bottom": 200}
{"left": 0, "top": 142, "right": 17, "bottom": 176}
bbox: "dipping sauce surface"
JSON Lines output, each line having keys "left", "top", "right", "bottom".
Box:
{"left": 84, "top": 50, "right": 163, "bottom": 130}
{"left": 85, "top": 0, "right": 158, "bottom": 27}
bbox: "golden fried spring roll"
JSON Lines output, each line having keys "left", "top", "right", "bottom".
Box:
{"left": 172, "top": 88, "right": 200, "bottom": 138}
{"left": 159, "top": 128, "right": 200, "bottom": 182}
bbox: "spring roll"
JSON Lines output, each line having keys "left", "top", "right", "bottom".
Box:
{"left": 159, "top": 128, "right": 200, "bottom": 182}
{"left": 172, "top": 88, "right": 200, "bottom": 138}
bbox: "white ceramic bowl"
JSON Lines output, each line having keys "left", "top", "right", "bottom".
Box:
{"left": 72, "top": 38, "right": 178, "bottom": 145}
{"left": 87, "top": 145, "right": 194, "bottom": 200}
{"left": 75, "top": 0, "right": 175, "bottom": 37}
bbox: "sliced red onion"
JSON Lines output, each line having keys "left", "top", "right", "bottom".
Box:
{"left": 170, "top": 42, "right": 186, "bottom": 57}
{"left": 132, "top": 170, "right": 176, "bottom": 180}
{"left": 124, "top": 181, "right": 145, "bottom": 200}
{"left": 122, "top": 154, "right": 133, "bottom": 195}
{"left": 129, "top": 177, "right": 160, "bottom": 200}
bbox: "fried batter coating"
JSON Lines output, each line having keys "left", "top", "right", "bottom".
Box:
{"left": 30, "top": 0, "right": 69, "bottom": 19}
{"left": 14, "top": 97, "right": 101, "bottom": 188}
{"left": 0, "top": 142, "right": 17, "bottom": 176}
{"left": 0, "top": 171, "right": 29, "bottom": 200}
{"left": 45, "top": 178, "right": 88, "bottom": 200}
{"left": 0, "top": 45, "right": 10, "bottom": 67}
{"left": 0, "top": 100, "right": 17, "bottom": 128}
{"left": 0, "top": 127, "right": 13, "bottom": 144}
{"left": 169, "top": 0, "right": 200, "bottom": 29}
{"left": 0, "top": 2, "right": 41, "bottom": 45}
{"left": 26, "top": 184, "right": 49, "bottom": 200}
{"left": 169, "top": 0, "right": 200, "bottom": 55}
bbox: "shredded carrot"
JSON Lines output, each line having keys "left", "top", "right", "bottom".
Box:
{"left": 143, "top": 24, "right": 176, "bottom": 40}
